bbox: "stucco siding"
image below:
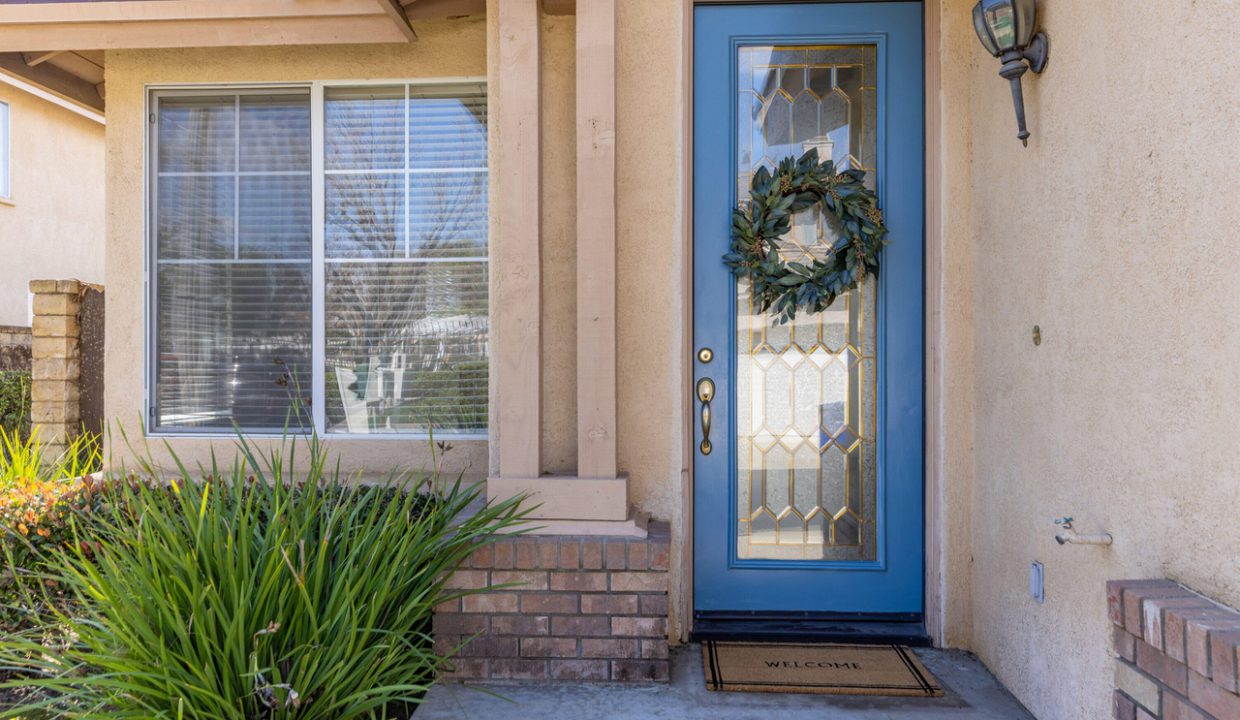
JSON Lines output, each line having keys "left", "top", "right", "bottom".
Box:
{"left": 0, "top": 84, "right": 104, "bottom": 327}
{"left": 948, "top": 1, "right": 1240, "bottom": 718}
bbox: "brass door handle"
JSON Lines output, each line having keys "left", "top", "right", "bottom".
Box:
{"left": 696, "top": 377, "right": 715, "bottom": 455}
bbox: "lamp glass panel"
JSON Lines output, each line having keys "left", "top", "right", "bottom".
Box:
{"left": 1012, "top": 0, "right": 1037, "bottom": 47}
{"left": 981, "top": 0, "right": 1018, "bottom": 52}
{"left": 972, "top": 4, "right": 1002, "bottom": 56}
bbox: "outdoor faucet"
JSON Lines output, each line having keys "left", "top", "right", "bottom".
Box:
{"left": 1054, "top": 517, "right": 1112, "bottom": 546}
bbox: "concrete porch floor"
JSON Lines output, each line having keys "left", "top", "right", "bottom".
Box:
{"left": 417, "top": 645, "right": 1034, "bottom": 719}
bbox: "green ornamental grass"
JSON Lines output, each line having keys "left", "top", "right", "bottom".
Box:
{"left": 0, "top": 428, "right": 528, "bottom": 719}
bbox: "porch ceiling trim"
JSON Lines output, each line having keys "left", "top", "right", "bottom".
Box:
{"left": 0, "top": 52, "right": 103, "bottom": 113}
{"left": 0, "top": 0, "right": 434, "bottom": 51}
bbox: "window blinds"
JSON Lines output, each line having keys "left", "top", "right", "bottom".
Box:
{"left": 151, "top": 84, "right": 488, "bottom": 436}
{"left": 323, "top": 85, "right": 489, "bottom": 434}
{"left": 154, "top": 92, "right": 312, "bottom": 431}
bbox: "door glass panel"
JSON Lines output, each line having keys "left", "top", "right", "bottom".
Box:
{"left": 736, "top": 45, "right": 878, "bottom": 562}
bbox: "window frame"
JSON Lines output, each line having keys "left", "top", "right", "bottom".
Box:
{"left": 144, "top": 78, "right": 490, "bottom": 440}
{"left": 0, "top": 99, "right": 11, "bottom": 202}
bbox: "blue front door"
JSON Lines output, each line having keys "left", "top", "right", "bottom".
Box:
{"left": 693, "top": 2, "right": 924, "bottom": 616}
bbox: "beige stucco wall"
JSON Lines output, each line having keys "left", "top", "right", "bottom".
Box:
{"left": 0, "top": 85, "right": 104, "bottom": 327}
{"left": 940, "top": 0, "right": 1240, "bottom": 718}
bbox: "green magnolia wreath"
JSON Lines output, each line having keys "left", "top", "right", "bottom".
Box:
{"left": 723, "top": 148, "right": 888, "bottom": 324}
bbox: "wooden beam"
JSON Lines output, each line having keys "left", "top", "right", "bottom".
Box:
{"left": 0, "top": 17, "right": 410, "bottom": 51}
{"left": 375, "top": 0, "right": 418, "bottom": 42}
{"left": 0, "top": 0, "right": 384, "bottom": 24}
{"left": 575, "top": 0, "right": 618, "bottom": 479}
{"left": 0, "top": 53, "right": 103, "bottom": 112}
{"left": 22, "top": 51, "right": 62, "bottom": 67}
{"left": 492, "top": 0, "right": 542, "bottom": 480}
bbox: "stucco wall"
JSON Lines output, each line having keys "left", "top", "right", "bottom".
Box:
{"left": 943, "top": 1, "right": 1240, "bottom": 718}
{"left": 0, "top": 85, "right": 104, "bottom": 326}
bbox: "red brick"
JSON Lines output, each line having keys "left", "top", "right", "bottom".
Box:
{"left": 1209, "top": 629, "right": 1240, "bottom": 692}
{"left": 640, "top": 594, "right": 670, "bottom": 617}
{"left": 1167, "top": 608, "right": 1235, "bottom": 665}
{"left": 1112, "top": 690, "right": 1137, "bottom": 720}
{"left": 1145, "top": 596, "right": 1214, "bottom": 651}
{"left": 490, "top": 658, "right": 547, "bottom": 680}
{"left": 469, "top": 545, "right": 493, "bottom": 569}
{"left": 515, "top": 539, "right": 537, "bottom": 569}
{"left": 549, "top": 659, "right": 610, "bottom": 681}
{"left": 433, "top": 635, "right": 460, "bottom": 658}
{"left": 550, "top": 572, "right": 609, "bottom": 592}
{"left": 493, "top": 541, "right": 515, "bottom": 569}
{"left": 520, "top": 637, "right": 579, "bottom": 658}
{"left": 650, "top": 543, "right": 670, "bottom": 571}
{"left": 491, "top": 615, "right": 550, "bottom": 636}
{"left": 1136, "top": 637, "right": 1188, "bottom": 695}
{"left": 521, "top": 593, "right": 580, "bottom": 614}
{"left": 1187, "top": 615, "right": 1240, "bottom": 679}
{"left": 445, "top": 570, "right": 489, "bottom": 590}
{"left": 640, "top": 640, "right": 670, "bottom": 659}
{"left": 435, "top": 597, "right": 460, "bottom": 614}
{"left": 1113, "top": 626, "right": 1136, "bottom": 662}
{"left": 433, "top": 613, "right": 489, "bottom": 635}
{"left": 1125, "top": 582, "right": 1196, "bottom": 637}
{"left": 536, "top": 539, "right": 559, "bottom": 569}
{"left": 1108, "top": 581, "right": 1130, "bottom": 627}
{"left": 1189, "top": 668, "right": 1240, "bottom": 720}
{"left": 552, "top": 615, "right": 612, "bottom": 637}
{"left": 612, "top": 660, "right": 669, "bottom": 682}
{"left": 583, "top": 539, "right": 604, "bottom": 569}
{"left": 1162, "top": 693, "right": 1209, "bottom": 720}
{"left": 462, "top": 592, "right": 519, "bottom": 613}
{"left": 628, "top": 542, "right": 650, "bottom": 570}
{"left": 440, "top": 658, "right": 487, "bottom": 679}
{"left": 612, "top": 616, "right": 667, "bottom": 639}
{"left": 1135, "top": 708, "right": 1156, "bottom": 720}
{"left": 582, "top": 638, "right": 640, "bottom": 659}
{"left": 559, "top": 538, "right": 582, "bottom": 569}
{"left": 458, "top": 637, "right": 519, "bottom": 658}
{"left": 605, "top": 539, "right": 628, "bottom": 570}
{"left": 582, "top": 594, "right": 639, "bottom": 615}
{"left": 610, "top": 572, "right": 667, "bottom": 593}
{"left": 491, "top": 570, "right": 549, "bottom": 591}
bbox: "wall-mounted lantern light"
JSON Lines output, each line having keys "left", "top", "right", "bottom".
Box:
{"left": 972, "top": 0, "right": 1049, "bottom": 146}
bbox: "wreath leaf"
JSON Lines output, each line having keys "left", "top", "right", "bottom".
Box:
{"left": 723, "top": 149, "right": 888, "bottom": 324}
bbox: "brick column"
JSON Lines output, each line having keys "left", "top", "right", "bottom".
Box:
{"left": 435, "top": 522, "right": 671, "bottom": 682}
{"left": 1108, "top": 579, "right": 1240, "bottom": 719}
{"left": 29, "top": 280, "right": 84, "bottom": 457}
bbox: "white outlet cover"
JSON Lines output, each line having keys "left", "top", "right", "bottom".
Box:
{"left": 1030, "top": 561, "right": 1044, "bottom": 604}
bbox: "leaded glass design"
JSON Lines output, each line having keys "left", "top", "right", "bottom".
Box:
{"left": 736, "top": 46, "right": 879, "bottom": 561}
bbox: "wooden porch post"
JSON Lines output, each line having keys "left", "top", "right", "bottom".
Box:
{"left": 488, "top": 0, "right": 641, "bottom": 536}
{"left": 576, "top": 0, "right": 618, "bottom": 480}
{"left": 492, "top": 0, "right": 542, "bottom": 481}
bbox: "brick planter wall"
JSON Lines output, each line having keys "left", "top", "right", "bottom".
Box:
{"left": 1108, "top": 579, "right": 1240, "bottom": 719}
{"left": 434, "top": 522, "right": 671, "bottom": 682}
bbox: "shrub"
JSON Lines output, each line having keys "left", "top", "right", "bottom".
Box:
{"left": 0, "top": 371, "right": 30, "bottom": 440}
{"left": 0, "top": 428, "right": 104, "bottom": 635}
{"left": 1, "top": 429, "right": 528, "bottom": 719}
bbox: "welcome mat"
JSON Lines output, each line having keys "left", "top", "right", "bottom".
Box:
{"left": 702, "top": 641, "right": 943, "bottom": 697}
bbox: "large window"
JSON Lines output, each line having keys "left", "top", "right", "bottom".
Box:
{"left": 0, "top": 100, "right": 10, "bottom": 199}
{"left": 150, "top": 83, "right": 488, "bottom": 437}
